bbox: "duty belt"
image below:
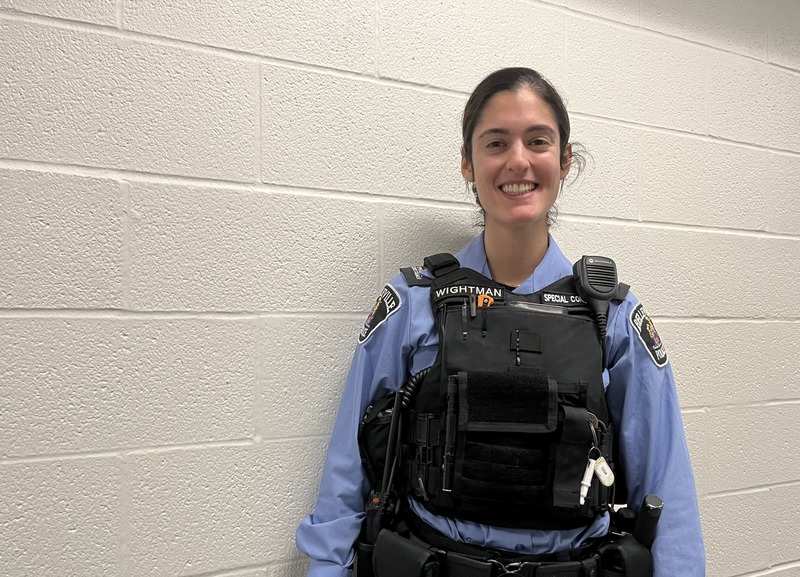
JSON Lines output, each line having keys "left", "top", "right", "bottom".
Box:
{"left": 405, "top": 512, "right": 601, "bottom": 577}
{"left": 433, "top": 551, "right": 599, "bottom": 577}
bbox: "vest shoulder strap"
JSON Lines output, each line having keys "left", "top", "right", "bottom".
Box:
{"left": 614, "top": 282, "right": 630, "bottom": 301}
{"left": 423, "top": 253, "right": 460, "bottom": 277}
{"left": 405, "top": 252, "right": 630, "bottom": 299}
{"left": 400, "top": 266, "right": 431, "bottom": 287}
{"left": 399, "top": 253, "right": 462, "bottom": 287}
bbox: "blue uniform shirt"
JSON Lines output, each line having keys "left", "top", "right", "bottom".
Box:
{"left": 296, "top": 234, "right": 706, "bottom": 577}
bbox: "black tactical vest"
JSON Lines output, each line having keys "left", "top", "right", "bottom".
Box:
{"left": 400, "top": 254, "right": 627, "bottom": 530}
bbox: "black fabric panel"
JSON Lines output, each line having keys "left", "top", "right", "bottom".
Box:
{"left": 462, "top": 458, "right": 547, "bottom": 485}
{"left": 463, "top": 440, "right": 547, "bottom": 468}
{"left": 458, "top": 372, "right": 557, "bottom": 433}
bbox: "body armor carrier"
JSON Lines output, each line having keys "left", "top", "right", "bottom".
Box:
{"left": 400, "top": 253, "right": 628, "bottom": 530}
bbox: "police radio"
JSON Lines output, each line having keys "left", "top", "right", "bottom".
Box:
{"left": 574, "top": 256, "right": 618, "bottom": 301}
{"left": 574, "top": 256, "right": 619, "bottom": 361}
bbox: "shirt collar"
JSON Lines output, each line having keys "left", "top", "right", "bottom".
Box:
{"left": 454, "top": 232, "right": 572, "bottom": 293}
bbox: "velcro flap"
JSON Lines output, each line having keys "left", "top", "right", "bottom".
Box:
{"left": 458, "top": 372, "right": 557, "bottom": 433}
{"left": 510, "top": 330, "right": 543, "bottom": 353}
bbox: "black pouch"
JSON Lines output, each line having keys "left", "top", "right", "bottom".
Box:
{"left": 372, "top": 529, "right": 439, "bottom": 577}
{"left": 599, "top": 534, "right": 653, "bottom": 577}
{"left": 358, "top": 394, "right": 396, "bottom": 488}
{"left": 355, "top": 540, "right": 375, "bottom": 577}
{"left": 453, "top": 372, "right": 560, "bottom": 505}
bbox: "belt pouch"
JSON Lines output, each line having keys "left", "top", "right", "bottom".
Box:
{"left": 599, "top": 534, "right": 653, "bottom": 577}
{"left": 536, "top": 561, "right": 583, "bottom": 577}
{"left": 355, "top": 540, "right": 375, "bottom": 577}
{"left": 373, "top": 529, "right": 439, "bottom": 577}
{"left": 445, "top": 552, "right": 493, "bottom": 577}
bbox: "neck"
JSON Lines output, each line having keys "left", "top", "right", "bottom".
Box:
{"left": 483, "top": 223, "right": 549, "bottom": 287}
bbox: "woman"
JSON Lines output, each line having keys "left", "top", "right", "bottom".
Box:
{"left": 297, "top": 68, "right": 705, "bottom": 577}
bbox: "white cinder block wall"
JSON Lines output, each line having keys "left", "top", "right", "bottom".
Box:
{"left": 1, "top": 1, "right": 798, "bottom": 575}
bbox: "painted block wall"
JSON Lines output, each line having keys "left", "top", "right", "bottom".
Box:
{"left": 1, "top": 1, "right": 798, "bottom": 576}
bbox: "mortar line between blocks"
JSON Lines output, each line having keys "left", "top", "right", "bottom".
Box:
{"left": 120, "top": 181, "right": 132, "bottom": 309}
{"left": 377, "top": 206, "right": 386, "bottom": 292}
{"left": 681, "top": 398, "right": 800, "bottom": 412}
{"left": 253, "top": 317, "right": 267, "bottom": 441}
{"left": 3, "top": 158, "right": 798, "bottom": 239}
{"left": 523, "top": 1, "right": 781, "bottom": 66}
{"left": 0, "top": 9, "right": 466, "bottom": 97}
{"left": 704, "top": 479, "right": 800, "bottom": 500}
{"left": 635, "top": 130, "right": 642, "bottom": 222}
{"left": 118, "top": 454, "right": 133, "bottom": 575}
{"left": 767, "top": 60, "right": 800, "bottom": 76}
{"left": 560, "top": 214, "right": 800, "bottom": 240}
{"left": 0, "top": 309, "right": 369, "bottom": 320}
{"left": 255, "top": 63, "right": 263, "bottom": 184}
{"left": 736, "top": 559, "right": 800, "bottom": 577}
{"left": 656, "top": 317, "right": 800, "bottom": 324}
{"left": 115, "top": 0, "right": 123, "bottom": 29}
{"left": 1, "top": 439, "right": 257, "bottom": 465}
{"left": 178, "top": 563, "right": 273, "bottom": 577}
{"left": 374, "top": 0, "right": 381, "bottom": 78}
{"left": 0, "top": 157, "right": 478, "bottom": 210}
{"left": 570, "top": 112, "right": 800, "bottom": 156}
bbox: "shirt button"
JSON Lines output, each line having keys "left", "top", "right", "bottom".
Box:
{"left": 515, "top": 544, "right": 525, "bottom": 552}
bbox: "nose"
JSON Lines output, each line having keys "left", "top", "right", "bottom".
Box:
{"left": 506, "top": 141, "right": 529, "bottom": 173}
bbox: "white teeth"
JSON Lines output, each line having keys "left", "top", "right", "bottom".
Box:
{"left": 501, "top": 183, "right": 537, "bottom": 195}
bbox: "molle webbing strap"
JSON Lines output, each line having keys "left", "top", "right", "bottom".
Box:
{"left": 423, "top": 253, "right": 460, "bottom": 277}
{"left": 553, "top": 406, "right": 593, "bottom": 509}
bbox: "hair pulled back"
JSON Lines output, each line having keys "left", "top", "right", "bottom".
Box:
{"left": 461, "top": 68, "right": 586, "bottom": 226}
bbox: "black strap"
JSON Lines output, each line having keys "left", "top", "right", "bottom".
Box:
{"left": 423, "top": 253, "right": 460, "bottom": 277}
{"left": 553, "top": 406, "right": 593, "bottom": 509}
{"left": 400, "top": 266, "right": 432, "bottom": 287}
{"left": 614, "top": 283, "right": 630, "bottom": 301}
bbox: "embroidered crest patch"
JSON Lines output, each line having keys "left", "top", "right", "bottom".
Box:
{"left": 359, "top": 284, "right": 401, "bottom": 344}
{"left": 629, "top": 303, "right": 668, "bottom": 367}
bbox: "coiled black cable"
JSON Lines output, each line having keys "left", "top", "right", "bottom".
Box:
{"left": 401, "top": 366, "right": 431, "bottom": 409}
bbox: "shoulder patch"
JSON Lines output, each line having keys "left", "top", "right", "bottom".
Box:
{"left": 359, "top": 284, "right": 402, "bottom": 344}
{"left": 629, "top": 303, "right": 668, "bottom": 367}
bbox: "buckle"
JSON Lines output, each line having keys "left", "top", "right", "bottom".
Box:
{"left": 489, "top": 559, "right": 536, "bottom": 576}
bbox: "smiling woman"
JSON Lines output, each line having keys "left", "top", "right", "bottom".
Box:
{"left": 466, "top": 89, "right": 565, "bottom": 229}
{"left": 463, "top": 87, "right": 568, "bottom": 287}
{"left": 296, "top": 68, "right": 706, "bottom": 577}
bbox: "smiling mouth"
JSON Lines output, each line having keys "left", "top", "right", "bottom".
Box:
{"left": 500, "top": 183, "right": 538, "bottom": 195}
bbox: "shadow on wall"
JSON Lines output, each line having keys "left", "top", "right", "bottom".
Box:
{"left": 634, "top": 1, "right": 790, "bottom": 63}
{"left": 381, "top": 202, "right": 481, "bottom": 269}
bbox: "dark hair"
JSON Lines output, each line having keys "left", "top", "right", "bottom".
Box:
{"left": 462, "top": 68, "right": 586, "bottom": 225}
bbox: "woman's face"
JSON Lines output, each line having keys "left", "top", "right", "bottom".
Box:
{"left": 462, "top": 87, "right": 570, "bottom": 233}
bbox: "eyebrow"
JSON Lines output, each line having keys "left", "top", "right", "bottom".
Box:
{"left": 476, "top": 124, "right": 557, "bottom": 140}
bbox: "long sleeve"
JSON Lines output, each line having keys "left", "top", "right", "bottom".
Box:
{"left": 295, "top": 280, "right": 415, "bottom": 577}
{"left": 605, "top": 294, "right": 706, "bottom": 576}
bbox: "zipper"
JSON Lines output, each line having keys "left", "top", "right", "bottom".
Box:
{"left": 507, "top": 301, "right": 569, "bottom": 315}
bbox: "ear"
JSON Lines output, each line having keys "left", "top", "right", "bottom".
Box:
{"left": 461, "top": 147, "right": 474, "bottom": 183}
{"left": 560, "top": 143, "right": 572, "bottom": 180}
